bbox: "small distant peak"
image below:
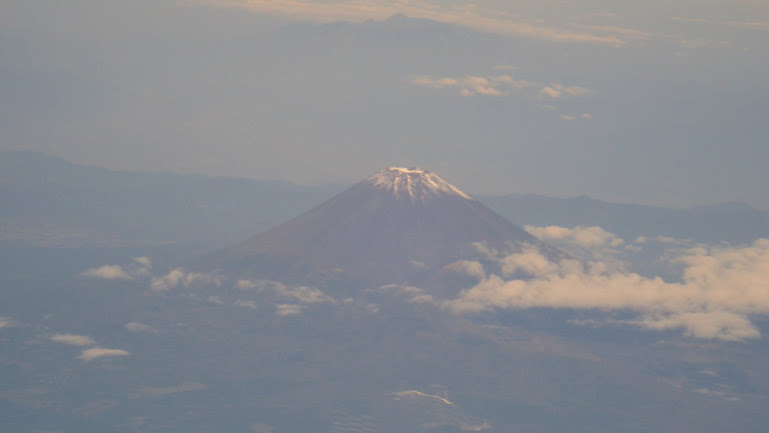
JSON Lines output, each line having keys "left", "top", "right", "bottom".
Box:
{"left": 365, "top": 167, "right": 472, "bottom": 202}
{"left": 387, "top": 166, "right": 425, "bottom": 174}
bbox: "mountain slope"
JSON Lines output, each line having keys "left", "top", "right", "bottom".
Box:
{"left": 204, "top": 167, "right": 558, "bottom": 288}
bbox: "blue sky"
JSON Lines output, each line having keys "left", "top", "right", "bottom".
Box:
{"left": 2, "top": 0, "right": 768, "bottom": 208}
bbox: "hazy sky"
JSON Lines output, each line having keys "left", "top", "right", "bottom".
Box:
{"left": 2, "top": 0, "right": 768, "bottom": 208}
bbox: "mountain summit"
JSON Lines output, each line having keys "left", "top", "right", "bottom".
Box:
{"left": 366, "top": 167, "right": 472, "bottom": 202}
{"left": 203, "top": 167, "right": 558, "bottom": 290}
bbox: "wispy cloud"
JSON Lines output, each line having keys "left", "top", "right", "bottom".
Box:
{"left": 193, "top": 0, "right": 625, "bottom": 46}
{"left": 673, "top": 16, "right": 769, "bottom": 31}
{"left": 79, "top": 347, "right": 130, "bottom": 361}
{"left": 443, "top": 238, "right": 769, "bottom": 341}
{"left": 635, "top": 235, "right": 688, "bottom": 245}
{"left": 49, "top": 333, "right": 95, "bottom": 346}
{"left": 0, "top": 317, "right": 14, "bottom": 329}
{"left": 378, "top": 284, "right": 435, "bottom": 304}
{"left": 409, "top": 73, "right": 591, "bottom": 109}
{"left": 573, "top": 24, "right": 651, "bottom": 41}
{"left": 729, "top": 21, "right": 769, "bottom": 31}
{"left": 141, "top": 382, "right": 205, "bottom": 397}
{"left": 125, "top": 322, "right": 157, "bottom": 333}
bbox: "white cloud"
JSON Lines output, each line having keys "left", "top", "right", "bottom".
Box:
{"left": 632, "top": 311, "right": 760, "bottom": 341}
{"left": 125, "top": 322, "right": 157, "bottom": 333}
{"left": 78, "top": 347, "right": 130, "bottom": 361}
{"left": 197, "top": 1, "right": 625, "bottom": 46}
{"left": 276, "top": 304, "right": 303, "bottom": 316}
{"left": 81, "top": 257, "right": 155, "bottom": 280}
{"left": 50, "top": 333, "right": 95, "bottom": 346}
{"left": 540, "top": 86, "right": 562, "bottom": 99}
{"left": 81, "top": 265, "right": 133, "bottom": 280}
{"left": 443, "top": 238, "right": 769, "bottom": 341}
{"left": 150, "top": 268, "right": 223, "bottom": 291}
{"left": 526, "top": 225, "right": 624, "bottom": 248}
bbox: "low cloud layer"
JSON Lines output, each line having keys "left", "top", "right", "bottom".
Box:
{"left": 444, "top": 238, "right": 769, "bottom": 341}
{"left": 77, "top": 233, "right": 769, "bottom": 341}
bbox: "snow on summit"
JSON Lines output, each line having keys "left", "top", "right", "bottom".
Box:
{"left": 366, "top": 167, "right": 472, "bottom": 202}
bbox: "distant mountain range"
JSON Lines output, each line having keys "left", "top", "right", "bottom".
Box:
{"left": 2, "top": 151, "right": 767, "bottom": 249}
{"left": 0, "top": 151, "right": 343, "bottom": 247}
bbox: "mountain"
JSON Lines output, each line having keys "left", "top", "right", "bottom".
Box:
{"left": 202, "top": 167, "right": 560, "bottom": 290}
